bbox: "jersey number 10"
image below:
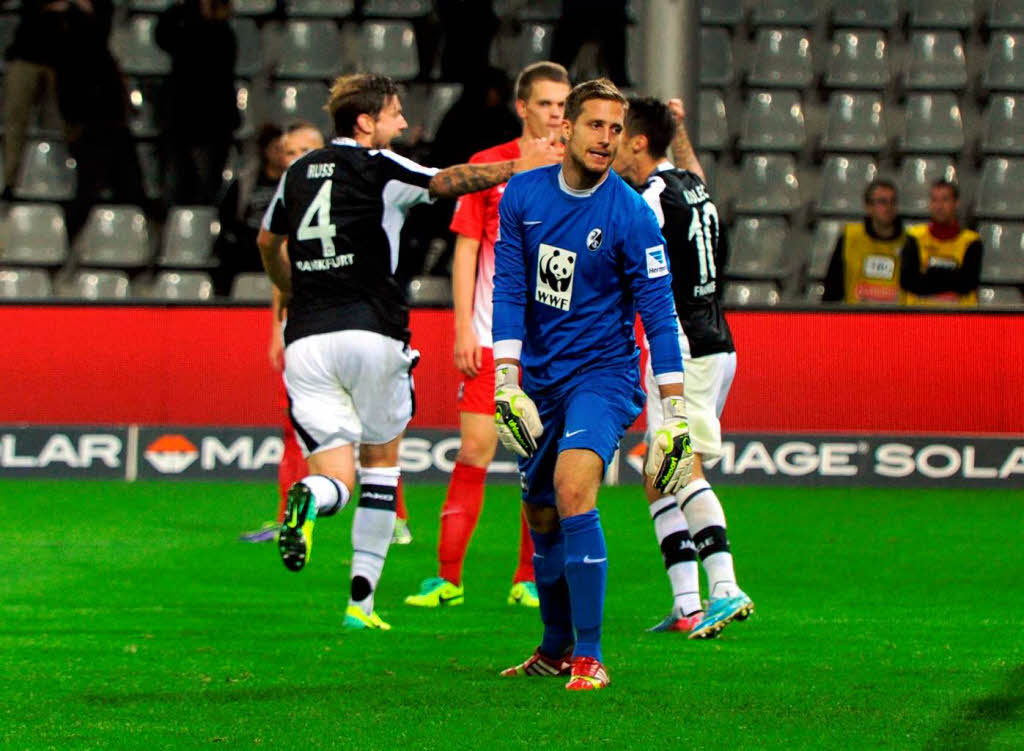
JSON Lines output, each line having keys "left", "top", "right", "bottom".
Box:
{"left": 298, "top": 180, "right": 337, "bottom": 258}
{"left": 688, "top": 202, "right": 719, "bottom": 285}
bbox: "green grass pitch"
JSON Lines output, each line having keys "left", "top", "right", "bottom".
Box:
{"left": 1, "top": 480, "right": 1022, "bottom": 750}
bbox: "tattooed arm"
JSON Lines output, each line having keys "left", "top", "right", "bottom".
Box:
{"left": 428, "top": 136, "right": 561, "bottom": 198}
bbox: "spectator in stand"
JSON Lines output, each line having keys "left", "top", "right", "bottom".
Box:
{"left": 902, "top": 180, "right": 983, "bottom": 307}
{"left": 2, "top": 0, "right": 66, "bottom": 202}
{"left": 56, "top": 0, "right": 147, "bottom": 238}
{"left": 822, "top": 179, "right": 911, "bottom": 305}
{"left": 156, "top": 0, "right": 239, "bottom": 206}
{"left": 551, "top": 0, "right": 629, "bottom": 86}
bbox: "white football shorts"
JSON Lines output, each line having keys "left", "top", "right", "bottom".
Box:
{"left": 645, "top": 349, "right": 737, "bottom": 459}
{"left": 284, "top": 329, "right": 419, "bottom": 456}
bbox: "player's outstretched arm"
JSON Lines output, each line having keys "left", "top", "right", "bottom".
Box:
{"left": 667, "top": 98, "right": 706, "bottom": 184}
{"left": 493, "top": 362, "right": 543, "bottom": 458}
{"left": 428, "top": 136, "right": 561, "bottom": 198}
{"left": 645, "top": 388, "right": 694, "bottom": 494}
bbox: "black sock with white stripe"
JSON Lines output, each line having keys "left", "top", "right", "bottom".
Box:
{"left": 649, "top": 496, "right": 702, "bottom": 616}
{"left": 349, "top": 466, "right": 400, "bottom": 616}
{"left": 680, "top": 478, "right": 739, "bottom": 600}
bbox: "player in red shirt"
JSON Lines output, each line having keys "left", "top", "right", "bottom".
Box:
{"left": 405, "top": 62, "right": 571, "bottom": 608}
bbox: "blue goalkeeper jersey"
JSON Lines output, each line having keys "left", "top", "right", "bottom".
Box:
{"left": 492, "top": 165, "right": 683, "bottom": 394}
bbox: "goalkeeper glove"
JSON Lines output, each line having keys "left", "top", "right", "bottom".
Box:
{"left": 494, "top": 363, "right": 543, "bottom": 458}
{"left": 645, "top": 395, "right": 694, "bottom": 494}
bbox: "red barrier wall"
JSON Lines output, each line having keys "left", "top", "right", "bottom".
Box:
{"left": 2, "top": 305, "right": 1022, "bottom": 434}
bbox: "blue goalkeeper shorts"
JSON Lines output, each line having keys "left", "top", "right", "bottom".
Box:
{"left": 519, "top": 368, "right": 644, "bottom": 508}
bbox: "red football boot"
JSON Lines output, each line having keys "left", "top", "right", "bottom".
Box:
{"left": 500, "top": 648, "right": 572, "bottom": 677}
{"left": 565, "top": 656, "right": 610, "bottom": 691}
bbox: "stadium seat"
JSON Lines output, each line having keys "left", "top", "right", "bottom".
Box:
{"left": 900, "top": 93, "right": 964, "bottom": 154}
{"left": 15, "top": 140, "right": 76, "bottom": 201}
{"left": 512, "top": 23, "right": 555, "bottom": 72}
{"left": 23, "top": 83, "right": 63, "bottom": 139}
{"left": 701, "top": 0, "right": 745, "bottom": 26}
{"left": 897, "top": 157, "right": 958, "bottom": 218}
{"left": 127, "top": 79, "right": 161, "bottom": 140}
{"left": 734, "top": 154, "right": 801, "bottom": 214}
{"left": 233, "top": 18, "right": 262, "bottom": 78}
{"left": 0, "top": 267, "right": 52, "bottom": 298}
{"left": 978, "top": 222, "right": 1024, "bottom": 283}
{"left": 361, "top": 21, "right": 419, "bottom": 80}
{"left": 275, "top": 20, "right": 343, "bottom": 80}
{"left": 807, "top": 218, "right": 850, "bottom": 280}
{"left": 738, "top": 90, "right": 806, "bottom": 152}
{"left": 60, "top": 270, "right": 131, "bottom": 300}
{"left": 407, "top": 276, "right": 453, "bottom": 306}
{"left": 988, "top": 0, "right": 1024, "bottom": 30}
{"left": 0, "top": 203, "right": 68, "bottom": 267}
{"left": 978, "top": 285, "right": 1024, "bottom": 305}
{"left": 700, "top": 28, "right": 735, "bottom": 88}
{"left": 697, "top": 151, "right": 717, "bottom": 194}
{"left": 129, "top": 0, "right": 173, "bottom": 10}
{"left": 750, "top": 0, "right": 817, "bottom": 27}
{"left": 803, "top": 281, "right": 826, "bottom": 302}
{"left": 904, "top": 31, "right": 968, "bottom": 90}
{"left": 234, "top": 81, "right": 255, "bottom": 140}
{"left": 727, "top": 216, "right": 791, "bottom": 278}
{"left": 111, "top": 15, "right": 171, "bottom": 76}
{"left": 146, "top": 271, "right": 215, "bottom": 300}
{"left": 974, "top": 157, "right": 1024, "bottom": 218}
{"left": 698, "top": 90, "right": 729, "bottom": 152}
{"left": 364, "top": 0, "right": 431, "bottom": 16}
{"left": 158, "top": 207, "right": 219, "bottom": 269}
{"left": 235, "top": 0, "right": 276, "bottom": 15}
{"left": 832, "top": 0, "right": 900, "bottom": 28}
{"left": 231, "top": 271, "right": 274, "bottom": 301}
{"left": 907, "top": 0, "right": 973, "bottom": 29}
{"left": 271, "top": 82, "right": 332, "bottom": 136}
{"left": 747, "top": 28, "right": 814, "bottom": 89}
{"left": 821, "top": 92, "right": 887, "bottom": 154}
{"left": 401, "top": 82, "right": 462, "bottom": 142}
{"left": 723, "top": 280, "right": 781, "bottom": 305}
{"left": 825, "top": 30, "right": 890, "bottom": 90}
{"left": 816, "top": 156, "right": 878, "bottom": 215}
{"left": 981, "top": 94, "right": 1024, "bottom": 155}
{"left": 74, "top": 206, "right": 152, "bottom": 269}
{"left": 287, "top": 0, "right": 355, "bottom": 17}
{"left": 982, "top": 32, "right": 1024, "bottom": 91}
{"left": 493, "top": 0, "right": 561, "bottom": 20}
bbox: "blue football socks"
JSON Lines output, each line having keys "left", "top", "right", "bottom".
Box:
{"left": 529, "top": 528, "right": 574, "bottom": 658}
{"left": 562, "top": 509, "right": 608, "bottom": 662}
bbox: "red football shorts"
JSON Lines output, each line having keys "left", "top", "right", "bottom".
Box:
{"left": 457, "top": 346, "right": 495, "bottom": 415}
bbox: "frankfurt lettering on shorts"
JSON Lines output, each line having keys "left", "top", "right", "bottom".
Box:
{"left": 296, "top": 254, "right": 355, "bottom": 272}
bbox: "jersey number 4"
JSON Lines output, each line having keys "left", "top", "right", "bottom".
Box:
{"left": 688, "top": 202, "right": 719, "bottom": 285}
{"left": 298, "top": 180, "right": 337, "bottom": 258}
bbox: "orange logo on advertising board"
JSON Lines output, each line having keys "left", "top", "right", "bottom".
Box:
{"left": 144, "top": 434, "right": 199, "bottom": 474}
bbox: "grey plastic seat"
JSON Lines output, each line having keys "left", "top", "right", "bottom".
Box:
{"left": 231, "top": 272, "right": 274, "bottom": 301}
{"left": 901, "top": 93, "right": 964, "bottom": 154}
{"left": 271, "top": 82, "right": 332, "bottom": 136}
{"left": 275, "top": 20, "right": 343, "bottom": 79}
{"left": 738, "top": 90, "right": 806, "bottom": 152}
{"left": 74, "top": 205, "right": 152, "bottom": 268}
{"left": 897, "top": 157, "right": 958, "bottom": 218}
{"left": 905, "top": 31, "right": 968, "bottom": 90}
{"left": 361, "top": 21, "right": 419, "bottom": 80}
{"left": 698, "top": 90, "right": 729, "bottom": 152}
{"left": 808, "top": 218, "right": 851, "bottom": 279}
{"left": 61, "top": 270, "right": 131, "bottom": 300}
{"left": 988, "top": 0, "right": 1024, "bottom": 30}
{"left": 696, "top": 151, "right": 717, "bottom": 194}
{"left": 288, "top": 0, "right": 355, "bottom": 17}
{"left": 908, "top": 0, "right": 973, "bottom": 29}
{"left": 0, "top": 204, "right": 68, "bottom": 266}
{"left": 401, "top": 83, "right": 463, "bottom": 141}
{"left": 407, "top": 276, "right": 453, "bottom": 307}
{"left": 975, "top": 157, "right": 1024, "bottom": 218}
{"left": 978, "top": 222, "right": 1024, "bottom": 283}
{"left": 825, "top": 30, "right": 890, "bottom": 89}
{"left": 816, "top": 156, "right": 878, "bottom": 215}
{"left": 981, "top": 94, "right": 1024, "bottom": 155}
{"left": 822, "top": 92, "right": 887, "bottom": 154}
{"left": 700, "top": 28, "right": 735, "bottom": 87}
{"left": 833, "top": 0, "right": 900, "bottom": 28}
{"left": 235, "top": 0, "right": 276, "bottom": 15}
{"left": 723, "top": 280, "right": 781, "bottom": 305}
{"left": 364, "top": 0, "right": 431, "bottom": 15}
{"left": 804, "top": 281, "right": 826, "bottom": 302}
{"left": 734, "top": 154, "right": 801, "bottom": 214}
{"left": 513, "top": 23, "right": 554, "bottom": 71}
{"left": 233, "top": 18, "right": 262, "bottom": 77}
{"left": 701, "top": 0, "right": 745, "bottom": 25}
{"left": 15, "top": 140, "right": 76, "bottom": 201}
{"left": 127, "top": 79, "right": 161, "bottom": 139}
{"left": 751, "top": 0, "right": 817, "bottom": 26}
{"left": 727, "top": 216, "right": 791, "bottom": 278}
{"left": 234, "top": 80, "right": 255, "bottom": 140}
{"left": 747, "top": 28, "right": 813, "bottom": 88}
{"left": 979, "top": 285, "right": 1024, "bottom": 305}
{"left": 982, "top": 32, "right": 1024, "bottom": 90}
{"left": 0, "top": 268, "right": 52, "bottom": 298}
{"left": 147, "top": 271, "right": 215, "bottom": 300}
{"left": 158, "top": 207, "right": 219, "bottom": 269}
{"left": 111, "top": 15, "right": 171, "bottom": 76}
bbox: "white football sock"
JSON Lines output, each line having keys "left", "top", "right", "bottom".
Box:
{"left": 680, "top": 478, "right": 739, "bottom": 599}
{"left": 300, "top": 474, "right": 350, "bottom": 516}
{"left": 349, "top": 466, "right": 400, "bottom": 615}
{"left": 649, "top": 496, "right": 702, "bottom": 616}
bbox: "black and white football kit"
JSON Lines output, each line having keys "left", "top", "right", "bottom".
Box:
{"left": 639, "top": 162, "right": 736, "bottom": 458}
{"left": 262, "top": 137, "right": 438, "bottom": 453}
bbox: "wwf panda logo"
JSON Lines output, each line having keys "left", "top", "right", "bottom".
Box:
{"left": 586, "top": 227, "right": 603, "bottom": 250}
{"left": 538, "top": 248, "right": 575, "bottom": 292}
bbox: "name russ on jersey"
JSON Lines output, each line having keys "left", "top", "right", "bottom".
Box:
{"left": 297, "top": 254, "right": 354, "bottom": 271}
{"left": 307, "top": 163, "right": 334, "bottom": 179}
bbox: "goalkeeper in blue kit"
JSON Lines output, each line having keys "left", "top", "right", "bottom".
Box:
{"left": 491, "top": 79, "right": 694, "bottom": 691}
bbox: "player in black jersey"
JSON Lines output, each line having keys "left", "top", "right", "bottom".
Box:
{"left": 613, "top": 96, "right": 754, "bottom": 639}
{"left": 257, "top": 73, "right": 560, "bottom": 631}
